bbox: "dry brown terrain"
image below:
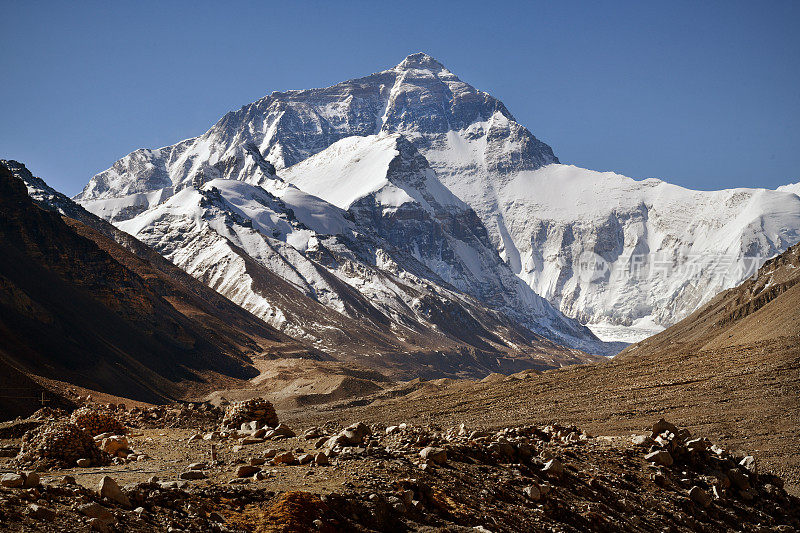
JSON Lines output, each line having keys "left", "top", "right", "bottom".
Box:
{"left": 1, "top": 401, "right": 797, "bottom": 532}
{"left": 282, "top": 242, "right": 800, "bottom": 494}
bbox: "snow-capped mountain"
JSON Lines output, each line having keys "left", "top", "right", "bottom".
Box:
{"left": 777, "top": 182, "right": 800, "bottom": 197}
{"left": 9, "top": 159, "right": 601, "bottom": 376}
{"left": 77, "top": 52, "right": 800, "bottom": 345}
{"left": 97, "top": 150, "right": 605, "bottom": 358}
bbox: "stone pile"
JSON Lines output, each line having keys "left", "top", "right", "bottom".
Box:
{"left": 28, "top": 407, "right": 69, "bottom": 421}
{"left": 221, "top": 398, "right": 278, "bottom": 430}
{"left": 638, "top": 418, "right": 784, "bottom": 505}
{"left": 122, "top": 402, "right": 222, "bottom": 429}
{"left": 69, "top": 407, "right": 126, "bottom": 437}
{"left": 16, "top": 422, "right": 110, "bottom": 468}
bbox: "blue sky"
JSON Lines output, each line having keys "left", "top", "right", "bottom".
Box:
{"left": 2, "top": 0, "right": 798, "bottom": 195}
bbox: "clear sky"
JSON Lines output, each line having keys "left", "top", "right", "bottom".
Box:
{"left": 2, "top": 0, "right": 798, "bottom": 196}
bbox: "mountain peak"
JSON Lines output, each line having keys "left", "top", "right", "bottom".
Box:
{"left": 395, "top": 52, "right": 446, "bottom": 72}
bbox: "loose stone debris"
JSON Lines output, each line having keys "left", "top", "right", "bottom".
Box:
{"left": 0, "top": 408, "right": 798, "bottom": 532}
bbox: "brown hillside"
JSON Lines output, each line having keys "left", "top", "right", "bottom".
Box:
{"left": 0, "top": 162, "right": 313, "bottom": 419}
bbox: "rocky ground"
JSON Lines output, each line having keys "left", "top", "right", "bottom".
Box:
{"left": 1, "top": 401, "right": 798, "bottom": 532}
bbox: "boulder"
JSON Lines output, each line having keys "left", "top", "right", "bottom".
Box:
{"left": 543, "top": 458, "right": 565, "bottom": 478}
{"left": 420, "top": 447, "right": 447, "bottom": 464}
{"left": 304, "top": 427, "right": 325, "bottom": 439}
{"left": 98, "top": 475, "right": 131, "bottom": 507}
{"left": 297, "top": 453, "right": 314, "bottom": 465}
{"left": 523, "top": 484, "right": 541, "bottom": 501}
{"left": 27, "top": 503, "right": 56, "bottom": 521}
{"left": 0, "top": 473, "right": 25, "bottom": 488}
{"left": 179, "top": 470, "right": 207, "bottom": 480}
{"left": 314, "top": 452, "right": 329, "bottom": 466}
{"left": 341, "top": 422, "right": 370, "bottom": 445}
{"left": 101, "top": 436, "right": 129, "bottom": 455}
{"left": 23, "top": 471, "right": 39, "bottom": 488}
{"left": 739, "top": 455, "right": 757, "bottom": 473}
{"left": 645, "top": 450, "right": 674, "bottom": 466}
{"left": 236, "top": 465, "right": 261, "bottom": 478}
{"left": 270, "top": 423, "right": 296, "bottom": 439}
{"left": 689, "top": 486, "right": 712, "bottom": 508}
{"left": 651, "top": 419, "right": 678, "bottom": 439}
{"left": 273, "top": 451, "right": 296, "bottom": 465}
{"left": 488, "top": 442, "right": 515, "bottom": 459}
{"left": 727, "top": 468, "right": 751, "bottom": 491}
{"left": 78, "top": 502, "right": 116, "bottom": 523}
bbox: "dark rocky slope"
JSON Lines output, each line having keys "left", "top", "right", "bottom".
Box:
{"left": 0, "top": 162, "right": 313, "bottom": 418}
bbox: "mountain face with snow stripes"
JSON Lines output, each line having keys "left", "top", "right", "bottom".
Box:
{"left": 76, "top": 53, "right": 800, "bottom": 350}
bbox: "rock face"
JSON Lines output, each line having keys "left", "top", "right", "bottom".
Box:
{"left": 475, "top": 165, "right": 800, "bottom": 342}
{"left": 75, "top": 53, "right": 800, "bottom": 346}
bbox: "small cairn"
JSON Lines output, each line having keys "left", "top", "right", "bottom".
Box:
{"left": 70, "top": 406, "right": 126, "bottom": 436}
{"left": 16, "top": 422, "right": 109, "bottom": 467}
{"left": 221, "top": 398, "right": 278, "bottom": 430}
